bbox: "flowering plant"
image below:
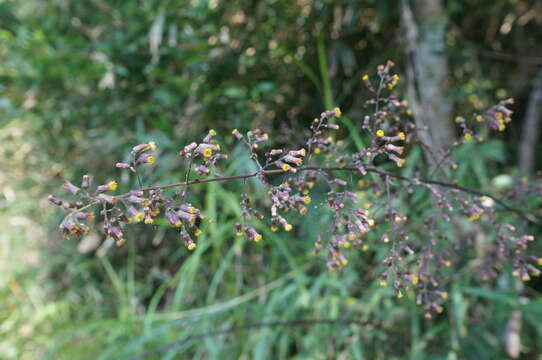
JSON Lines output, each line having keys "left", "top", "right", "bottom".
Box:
{"left": 49, "top": 62, "right": 541, "bottom": 318}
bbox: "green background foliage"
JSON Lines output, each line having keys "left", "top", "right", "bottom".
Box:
{"left": 0, "top": 0, "right": 541, "bottom": 358}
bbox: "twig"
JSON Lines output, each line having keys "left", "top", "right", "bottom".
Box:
{"left": 114, "top": 166, "right": 540, "bottom": 226}
{"left": 128, "top": 318, "right": 407, "bottom": 360}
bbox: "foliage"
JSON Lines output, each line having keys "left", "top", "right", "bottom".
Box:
{"left": 1, "top": 0, "right": 541, "bottom": 359}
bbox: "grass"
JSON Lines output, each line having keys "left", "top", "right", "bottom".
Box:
{"left": 1, "top": 115, "right": 541, "bottom": 359}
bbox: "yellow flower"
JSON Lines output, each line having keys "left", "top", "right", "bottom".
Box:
{"left": 146, "top": 155, "right": 155, "bottom": 164}
{"left": 362, "top": 74, "right": 369, "bottom": 81}
{"left": 194, "top": 228, "right": 202, "bottom": 237}
{"left": 396, "top": 159, "right": 405, "bottom": 168}
{"left": 187, "top": 243, "right": 197, "bottom": 251}
{"left": 333, "top": 107, "right": 342, "bottom": 117}
{"left": 108, "top": 181, "right": 118, "bottom": 191}
{"left": 281, "top": 163, "right": 290, "bottom": 171}
{"left": 270, "top": 225, "right": 278, "bottom": 232}
{"left": 362, "top": 244, "right": 369, "bottom": 252}
{"left": 209, "top": 129, "right": 217, "bottom": 136}
{"left": 475, "top": 115, "right": 483, "bottom": 122}
{"left": 468, "top": 211, "right": 483, "bottom": 221}
{"left": 411, "top": 275, "right": 419, "bottom": 285}
{"left": 440, "top": 291, "right": 448, "bottom": 300}
{"left": 148, "top": 141, "right": 157, "bottom": 151}
{"left": 135, "top": 213, "right": 145, "bottom": 223}
{"left": 303, "top": 196, "right": 312, "bottom": 204}
{"left": 144, "top": 218, "right": 154, "bottom": 225}
{"left": 284, "top": 224, "right": 293, "bottom": 232}
{"left": 203, "top": 148, "right": 213, "bottom": 158}
{"left": 379, "top": 280, "right": 387, "bottom": 287}
{"left": 398, "top": 132, "right": 406, "bottom": 141}
{"left": 538, "top": 258, "right": 542, "bottom": 266}
{"left": 464, "top": 133, "right": 472, "bottom": 140}
{"left": 397, "top": 291, "right": 403, "bottom": 299}
{"left": 376, "top": 129, "right": 385, "bottom": 137}
{"left": 522, "top": 274, "right": 531, "bottom": 282}
{"left": 254, "top": 234, "right": 263, "bottom": 242}
{"left": 314, "top": 148, "right": 321, "bottom": 154}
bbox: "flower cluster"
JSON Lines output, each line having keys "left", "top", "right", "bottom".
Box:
{"left": 49, "top": 63, "right": 541, "bottom": 319}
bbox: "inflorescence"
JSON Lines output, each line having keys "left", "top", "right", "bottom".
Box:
{"left": 49, "top": 62, "right": 541, "bottom": 318}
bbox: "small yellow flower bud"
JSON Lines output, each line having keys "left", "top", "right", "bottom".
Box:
{"left": 362, "top": 74, "right": 369, "bottom": 81}
{"left": 376, "top": 129, "right": 385, "bottom": 137}
{"left": 203, "top": 148, "right": 213, "bottom": 158}
{"left": 187, "top": 243, "right": 197, "bottom": 251}
{"left": 108, "top": 181, "right": 118, "bottom": 191}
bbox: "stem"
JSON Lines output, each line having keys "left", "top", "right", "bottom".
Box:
{"left": 128, "top": 318, "right": 407, "bottom": 360}
{"left": 112, "top": 165, "right": 540, "bottom": 226}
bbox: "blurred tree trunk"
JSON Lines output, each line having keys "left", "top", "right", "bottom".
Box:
{"left": 401, "top": 0, "right": 454, "bottom": 152}
{"left": 518, "top": 69, "right": 542, "bottom": 175}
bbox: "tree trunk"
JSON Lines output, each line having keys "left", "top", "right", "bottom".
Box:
{"left": 518, "top": 69, "right": 542, "bottom": 175}
{"left": 401, "top": 0, "right": 454, "bottom": 152}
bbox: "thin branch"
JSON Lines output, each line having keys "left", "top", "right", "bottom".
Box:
{"left": 128, "top": 318, "right": 407, "bottom": 360}
{"left": 115, "top": 165, "right": 541, "bottom": 226}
